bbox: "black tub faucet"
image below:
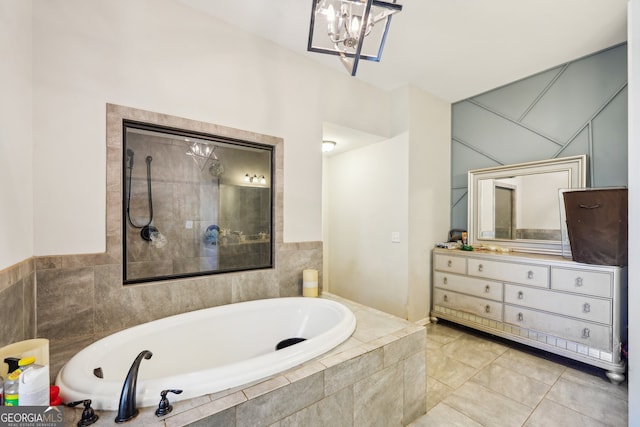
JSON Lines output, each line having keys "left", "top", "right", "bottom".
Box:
{"left": 115, "top": 350, "right": 153, "bottom": 423}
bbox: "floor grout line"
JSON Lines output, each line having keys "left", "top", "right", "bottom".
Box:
{"left": 418, "top": 321, "right": 628, "bottom": 427}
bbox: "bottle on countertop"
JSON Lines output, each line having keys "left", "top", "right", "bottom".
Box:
{"left": 18, "top": 357, "right": 50, "bottom": 406}
{"left": 0, "top": 375, "right": 4, "bottom": 405}
{"left": 4, "top": 370, "right": 21, "bottom": 406}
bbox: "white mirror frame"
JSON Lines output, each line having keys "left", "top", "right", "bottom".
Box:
{"left": 467, "top": 155, "right": 587, "bottom": 255}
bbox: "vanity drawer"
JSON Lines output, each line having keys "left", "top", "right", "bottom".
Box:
{"left": 434, "top": 253, "right": 466, "bottom": 274}
{"left": 504, "top": 284, "right": 611, "bottom": 324}
{"left": 504, "top": 305, "right": 611, "bottom": 351}
{"left": 434, "top": 272, "right": 503, "bottom": 301}
{"left": 468, "top": 258, "right": 548, "bottom": 288}
{"left": 551, "top": 267, "right": 612, "bottom": 298}
{"left": 433, "top": 289, "right": 503, "bottom": 322}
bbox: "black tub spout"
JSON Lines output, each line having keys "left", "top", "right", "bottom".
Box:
{"left": 115, "top": 350, "right": 153, "bottom": 423}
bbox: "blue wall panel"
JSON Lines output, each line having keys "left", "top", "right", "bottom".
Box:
{"left": 453, "top": 101, "right": 561, "bottom": 164}
{"left": 451, "top": 140, "right": 500, "bottom": 188}
{"left": 473, "top": 66, "right": 563, "bottom": 121}
{"left": 522, "top": 45, "right": 627, "bottom": 143}
{"left": 558, "top": 126, "right": 590, "bottom": 160}
{"left": 451, "top": 43, "right": 628, "bottom": 229}
{"left": 592, "top": 87, "right": 628, "bottom": 187}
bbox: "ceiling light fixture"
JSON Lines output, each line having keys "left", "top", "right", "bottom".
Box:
{"left": 186, "top": 141, "right": 214, "bottom": 159}
{"left": 307, "top": 0, "right": 403, "bottom": 76}
{"left": 322, "top": 140, "right": 337, "bottom": 152}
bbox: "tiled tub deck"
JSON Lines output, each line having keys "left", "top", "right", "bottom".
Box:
{"left": 64, "top": 294, "right": 427, "bottom": 426}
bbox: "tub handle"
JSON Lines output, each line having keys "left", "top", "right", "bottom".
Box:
{"left": 68, "top": 400, "right": 99, "bottom": 426}
{"left": 156, "top": 389, "right": 184, "bottom": 417}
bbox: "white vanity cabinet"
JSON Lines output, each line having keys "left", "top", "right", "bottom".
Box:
{"left": 431, "top": 248, "right": 627, "bottom": 383}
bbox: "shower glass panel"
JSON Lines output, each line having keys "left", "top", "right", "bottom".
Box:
{"left": 123, "top": 121, "right": 273, "bottom": 284}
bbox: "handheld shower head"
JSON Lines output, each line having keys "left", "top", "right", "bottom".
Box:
{"left": 126, "top": 149, "right": 135, "bottom": 168}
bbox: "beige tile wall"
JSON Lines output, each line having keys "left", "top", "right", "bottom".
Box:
{"left": 36, "top": 240, "right": 321, "bottom": 381}
{"left": 0, "top": 258, "right": 36, "bottom": 348}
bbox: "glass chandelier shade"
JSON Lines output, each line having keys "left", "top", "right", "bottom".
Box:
{"left": 307, "top": 0, "right": 402, "bottom": 76}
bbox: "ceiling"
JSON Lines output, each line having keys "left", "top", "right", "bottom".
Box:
{"left": 177, "top": 0, "right": 628, "bottom": 153}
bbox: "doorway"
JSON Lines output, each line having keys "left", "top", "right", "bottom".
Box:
{"left": 494, "top": 185, "right": 515, "bottom": 239}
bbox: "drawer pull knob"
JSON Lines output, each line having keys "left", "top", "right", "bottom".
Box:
{"left": 443, "top": 277, "right": 448, "bottom": 285}
{"left": 478, "top": 264, "right": 484, "bottom": 272}
{"left": 485, "top": 305, "right": 491, "bottom": 313}
{"left": 518, "top": 313, "right": 524, "bottom": 321}
{"left": 517, "top": 291, "right": 524, "bottom": 299}
{"left": 447, "top": 260, "right": 452, "bottom": 267}
{"left": 583, "top": 303, "right": 591, "bottom": 313}
{"left": 527, "top": 270, "right": 534, "bottom": 279}
{"left": 485, "top": 285, "right": 490, "bottom": 293}
{"left": 575, "top": 277, "right": 584, "bottom": 287}
{"left": 582, "top": 328, "right": 590, "bottom": 339}
{"left": 443, "top": 294, "right": 448, "bottom": 302}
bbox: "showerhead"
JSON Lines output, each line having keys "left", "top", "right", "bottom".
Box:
{"left": 209, "top": 160, "right": 224, "bottom": 177}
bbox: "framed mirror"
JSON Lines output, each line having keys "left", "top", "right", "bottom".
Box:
{"left": 467, "top": 155, "right": 587, "bottom": 255}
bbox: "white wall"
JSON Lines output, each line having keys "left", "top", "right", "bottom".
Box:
{"left": 0, "top": 1, "right": 34, "bottom": 268}
{"left": 324, "top": 86, "right": 451, "bottom": 320}
{"left": 478, "top": 179, "right": 496, "bottom": 236}
{"left": 326, "top": 134, "right": 410, "bottom": 318}
{"left": 627, "top": 0, "right": 639, "bottom": 421}
{"left": 27, "top": 0, "right": 392, "bottom": 257}
{"left": 406, "top": 86, "right": 451, "bottom": 321}
{"left": 518, "top": 172, "right": 567, "bottom": 230}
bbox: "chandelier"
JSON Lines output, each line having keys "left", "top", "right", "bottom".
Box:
{"left": 307, "top": 0, "right": 403, "bottom": 76}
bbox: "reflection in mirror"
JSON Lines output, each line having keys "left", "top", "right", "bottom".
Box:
{"left": 468, "top": 155, "right": 587, "bottom": 255}
{"left": 123, "top": 121, "right": 273, "bottom": 283}
{"left": 494, "top": 182, "right": 515, "bottom": 239}
{"left": 477, "top": 171, "right": 571, "bottom": 241}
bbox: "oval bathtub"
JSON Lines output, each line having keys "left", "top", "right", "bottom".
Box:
{"left": 56, "top": 297, "right": 356, "bottom": 411}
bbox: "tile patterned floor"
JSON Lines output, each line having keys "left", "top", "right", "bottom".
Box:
{"left": 410, "top": 321, "right": 628, "bottom": 427}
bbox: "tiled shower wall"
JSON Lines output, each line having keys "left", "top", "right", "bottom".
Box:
{"left": 125, "top": 131, "right": 272, "bottom": 279}
{"left": 0, "top": 105, "right": 323, "bottom": 381}
{"left": 125, "top": 132, "right": 223, "bottom": 279}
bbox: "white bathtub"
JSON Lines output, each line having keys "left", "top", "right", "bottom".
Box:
{"left": 56, "top": 297, "right": 356, "bottom": 411}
